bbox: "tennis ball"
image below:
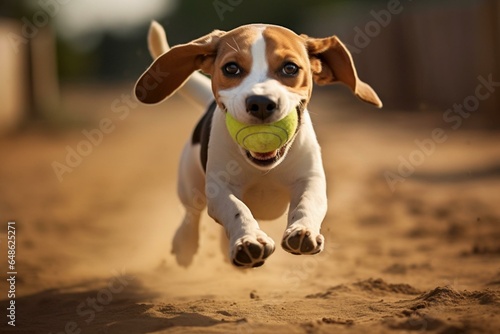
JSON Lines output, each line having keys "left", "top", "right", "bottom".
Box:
{"left": 226, "top": 111, "right": 298, "bottom": 153}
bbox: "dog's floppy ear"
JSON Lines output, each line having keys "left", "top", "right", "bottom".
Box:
{"left": 135, "top": 30, "right": 225, "bottom": 104}
{"left": 303, "top": 34, "right": 382, "bottom": 108}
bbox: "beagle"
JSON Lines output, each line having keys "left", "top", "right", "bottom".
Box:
{"left": 135, "top": 22, "right": 381, "bottom": 268}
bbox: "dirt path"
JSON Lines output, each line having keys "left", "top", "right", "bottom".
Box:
{"left": 1, "top": 85, "right": 499, "bottom": 333}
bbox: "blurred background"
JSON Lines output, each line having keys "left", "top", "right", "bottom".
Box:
{"left": 1, "top": 0, "right": 499, "bottom": 132}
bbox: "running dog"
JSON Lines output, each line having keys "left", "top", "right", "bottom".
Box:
{"left": 135, "top": 21, "right": 382, "bottom": 268}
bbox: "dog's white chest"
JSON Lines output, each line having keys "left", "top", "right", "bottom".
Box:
{"left": 243, "top": 181, "right": 290, "bottom": 220}
{"left": 137, "top": 21, "right": 381, "bottom": 268}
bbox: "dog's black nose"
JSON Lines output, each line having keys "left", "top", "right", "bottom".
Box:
{"left": 246, "top": 95, "right": 277, "bottom": 120}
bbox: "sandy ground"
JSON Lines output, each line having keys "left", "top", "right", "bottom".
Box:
{"left": 0, "top": 84, "right": 499, "bottom": 334}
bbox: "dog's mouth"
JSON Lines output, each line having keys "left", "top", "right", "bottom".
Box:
{"left": 243, "top": 105, "right": 304, "bottom": 168}
{"left": 245, "top": 145, "right": 289, "bottom": 167}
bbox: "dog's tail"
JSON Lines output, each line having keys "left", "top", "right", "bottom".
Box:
{"left": 147, "top": 21, "right": 214, "bottom": 109}
{"left": 147, "top": 21, "right": 169, "bottom": 58}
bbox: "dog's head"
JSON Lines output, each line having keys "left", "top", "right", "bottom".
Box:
{"left": 135, "top": 24, "right": 381, "bottom": 169}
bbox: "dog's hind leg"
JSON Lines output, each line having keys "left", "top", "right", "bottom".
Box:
{"left": 171, "top": 144, "right": 206, "bottom": 267}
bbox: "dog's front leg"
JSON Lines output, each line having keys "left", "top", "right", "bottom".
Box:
{"left": 282, "top": 175, "right": 327, "bottom": 255}
{"left": 207, "top": 189, "right": 275, "bottom": 268}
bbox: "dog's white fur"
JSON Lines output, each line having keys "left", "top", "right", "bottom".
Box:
{"left": 136, "top": 21, "right": 382, "bottom": 268}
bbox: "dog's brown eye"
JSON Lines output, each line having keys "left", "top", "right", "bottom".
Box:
{"left": 223, "top": 62, "right": 241, "bottom": 76}
{"left": 282, "top": 62, "right": 299, "bottom": 76}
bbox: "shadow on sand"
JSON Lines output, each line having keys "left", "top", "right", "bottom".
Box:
{"left": 1, "top": 279, "right": 230, "bottom": 334}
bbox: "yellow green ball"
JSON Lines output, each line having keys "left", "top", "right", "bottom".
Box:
{"left": 225, "top": 111, "right": 298, "bottom": 153}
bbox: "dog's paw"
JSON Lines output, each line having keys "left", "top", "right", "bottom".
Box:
{"left": 281, "top": 226, "right": 324, "bottom": 255}
{"left": 231, "top": 231, "right": 275, "bottom": 268}
{"left": 171, "top": 222, "right": 199, "bottom": 267}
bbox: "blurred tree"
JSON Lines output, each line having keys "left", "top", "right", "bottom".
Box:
{"left": 1, "top": 0, "right": 63, "bottom": 128}
{"left": 161, "top": 0, "right": 338, "bottom": 44}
